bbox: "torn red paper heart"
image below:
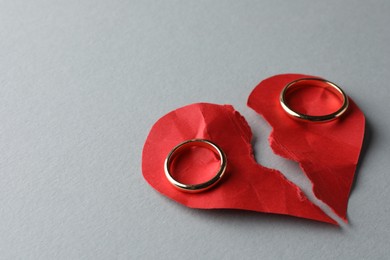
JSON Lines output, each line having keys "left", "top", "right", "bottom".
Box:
{"left": 142, "top": 103, "right": 337, "bottom": 224}
{"left": 247, "top": 74, "right": 365, "bottom": 221}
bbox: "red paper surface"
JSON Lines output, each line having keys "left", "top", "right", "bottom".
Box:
{"left": 142, "top": 103, "right": 337, "bottom": 224}
{"left": 247, "top": 74, "right": 365, "bottom": 221}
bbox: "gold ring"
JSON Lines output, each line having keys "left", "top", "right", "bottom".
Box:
{"left": 164, "top": 139, "right": 227, "bottom": 193}
{"left": 280, "top": 78, "right": 349, "bottom": 122}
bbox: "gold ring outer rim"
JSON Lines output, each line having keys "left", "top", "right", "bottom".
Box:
{"left": 164, "top": 139, "right": 227, "bottom": 193}
{"left": 280, "top": 78, "right": 349, "bottom": 122}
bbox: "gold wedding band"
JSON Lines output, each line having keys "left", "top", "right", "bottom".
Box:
{"left": 280, "top": 78, "right": 349, "bottom": 122}
{"left": 164, "top": 139, "right": 227, "bottom": 193}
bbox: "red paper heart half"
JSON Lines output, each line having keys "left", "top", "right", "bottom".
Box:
{"left": 247, "top": 74, "right": 365, "bottom": 221}
{"left": 142, "top": 103, "right": 337, "bottom": 224}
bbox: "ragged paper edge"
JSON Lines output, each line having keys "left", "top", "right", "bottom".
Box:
{"left": 247, "top": 74, "right": 366, "bottom": 223}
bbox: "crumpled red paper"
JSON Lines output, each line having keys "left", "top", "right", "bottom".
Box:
{"left": 142, "top": 103, "right": 337, "bottom": 224}
{"left": 247, "top": 74, "right": 365, "bottom": 221}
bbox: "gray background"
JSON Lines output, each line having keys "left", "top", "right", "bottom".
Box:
{"left": 1, "top": 0, "right": 389, "bottom": 259}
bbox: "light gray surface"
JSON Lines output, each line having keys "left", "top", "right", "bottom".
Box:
{"left": 1, "top": 0, "right": 389, "bottom": 259}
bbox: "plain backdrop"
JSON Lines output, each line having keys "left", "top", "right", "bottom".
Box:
{"left": 0, "top": 0, "right": 389, "bottom": 259}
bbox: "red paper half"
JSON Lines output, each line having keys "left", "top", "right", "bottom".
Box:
{"left": 247, "top": 74, "right": 365, "bottom": 221}
{"left": 142, "top": 103, "right": 337, "bottom": 224}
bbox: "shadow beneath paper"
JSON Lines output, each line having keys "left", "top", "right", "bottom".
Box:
{"left": 160, "top": 195, "right": 342, "bottom": 232}
{"left": 350, "top": 118, "right": 373, "bottom": 194}
{"left": 194, "top": 207, "right": 342, "bottom": 232}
